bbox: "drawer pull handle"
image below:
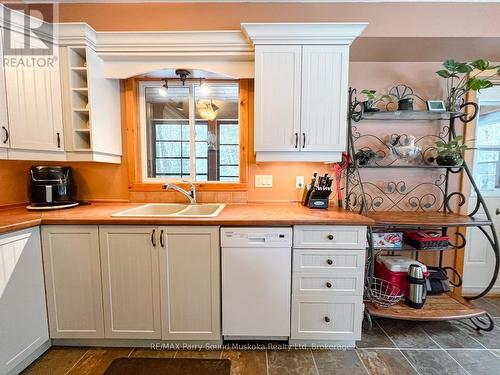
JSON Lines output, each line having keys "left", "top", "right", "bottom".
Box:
{"left": 326, "top": 259, "right": 333, "bottom": 265}
{"left": 327, "top": 234, "right": 334, "bottom": 240}
{"left": 151, "top": 229, "right": 157, "bottom": 247}
{"left": 325, "top": 282, "right": 332, "bottom": 288}
{"left": 324, "top": 316, "right": 331, "bottom": 323}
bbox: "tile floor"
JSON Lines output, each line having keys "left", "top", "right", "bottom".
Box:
{"left": 22, "top": 297, "right": 500, "bottom": 375}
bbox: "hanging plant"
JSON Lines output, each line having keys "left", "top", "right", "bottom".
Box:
{"left": 436, "top": 59, "right": 500, "bottom": 112}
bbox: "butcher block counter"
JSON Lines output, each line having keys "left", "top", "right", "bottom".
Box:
{"left": 0, "top": 202, "right": 374, "bottom": 235}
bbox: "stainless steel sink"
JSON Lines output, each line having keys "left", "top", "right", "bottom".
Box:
{"left": 112, "top": 203, "right": 225, "bottom": 218}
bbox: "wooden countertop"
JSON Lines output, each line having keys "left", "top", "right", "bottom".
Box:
{"left": 0, "top": 203, "right": 374, "bottom": 235}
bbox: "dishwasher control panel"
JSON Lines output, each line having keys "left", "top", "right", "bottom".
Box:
{"left": 221, "top": 227, "right": 293, "bottom": 247}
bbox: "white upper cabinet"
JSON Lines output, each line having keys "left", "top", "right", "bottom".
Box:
{"left": 3, "top": 28, "right": 65, "bottom": 157}
{"left": 242, "top": 23, "right": 367, "bottom": 162}
{"left": 255, "top": 45, "right": 302, "bottom": 152}
{"left": 301, "top": 45, "right": 348, "bottom": 152}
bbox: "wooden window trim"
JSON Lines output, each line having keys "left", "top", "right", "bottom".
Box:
{"left": 124, "top": 78, "right": 249, "bottom": 192}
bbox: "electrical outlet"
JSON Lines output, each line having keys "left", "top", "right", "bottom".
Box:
{"left": 296, "top": 176, "right": 305, "bottom": 189}
{"left": 255, "top": 175, "right": 273, "bottom": 188}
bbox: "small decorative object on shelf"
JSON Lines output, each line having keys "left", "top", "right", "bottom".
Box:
{"left": 436, "top": 59, "right": 500, "bottom": 111}
{"left": 426, "top": 100, "right": 446, "bottom": 112}
{"left": 432, "top": 135, "right": 472, "bottom": 166}
{"left": 355, "top": 148, "right": 383, "bottom": 166}
{"left": 404, "top": 230, "right": 450, "bottom": 249}
{"left": 388, "top": 134, "right": 422, "bottom": 163}
{"left": 360, "top": 89, "right": 393, "bottom": 112}
{"left": 388, "top": 84, "right": 422, "bottom": 111}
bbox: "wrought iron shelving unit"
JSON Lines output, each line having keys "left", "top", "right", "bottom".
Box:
{"left": 346, "top": 87, "right": 500, "bottom": 331}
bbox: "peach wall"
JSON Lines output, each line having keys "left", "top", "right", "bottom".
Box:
{"left": 51, "top": 3, "right": 500, "bottom": 38}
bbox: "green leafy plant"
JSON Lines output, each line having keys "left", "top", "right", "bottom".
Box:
{"left": 361, "top": 89, "right": 392, "bottom": 109}
{"left": 436, "top": 59, "right": 500, "bottom": 111}
{"left": 434, "top": 136, "right": 473, "bottom": 166}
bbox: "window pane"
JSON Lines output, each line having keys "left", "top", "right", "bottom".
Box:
{"left": 219, "top": 165, "right": 239, "bottom": 177}
{"left": 220, "top": 124, "right": 239, "bottom": 144}
{"left": 181, "top": 159, "right": 190, "bottom": 175}
{"left": 156, "top": 124, "right": 183, "bottom": 141}
{"left": 196, "top": 123, "right": 208, "bottom": 141}
{"left": 196, "top": 158, "right": 208, "bottom": 174}
{"left": 220, "top": 145, "right": 239, "bottom": 165}
{"left": 156, "top": 159, "right": 181, "bottom": 175}
{"left": 181, "top": 143, "right": 190, "bottom": 158}
{"left": 196, "top": 142, "right": 208, "bottom": 158}
{"left": 156, "top": 142, "right": 180, "bottom": 158}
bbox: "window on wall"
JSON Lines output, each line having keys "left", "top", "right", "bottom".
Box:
{"left": 142, "top": 81, "right": 240, "bottom": 182}
{"left": 474, "top": 85, "right": 500, "bottom": 191}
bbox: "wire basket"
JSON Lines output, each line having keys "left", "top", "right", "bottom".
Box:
{"left": 367, "top": 278, "right": 404, "bottom": 307}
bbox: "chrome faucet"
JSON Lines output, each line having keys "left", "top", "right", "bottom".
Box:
{"left": 162, "top": 180, "right": 197, "bottom": 204}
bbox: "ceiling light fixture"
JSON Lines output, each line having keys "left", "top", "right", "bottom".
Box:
{"left": 175, "top": 69, "right": 191, "bottom": 85}
{"left": 199, "top": 78, "right": 210, "bottom": 95}
{"left": 199, "top": 100, "right": 220, "bottom": 121}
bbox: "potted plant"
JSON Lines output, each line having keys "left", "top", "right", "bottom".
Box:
{"left": 436, "top": 59, "right": 500, "bottom": 112}
{"left": 360, "top": 89, "right": 392, "bottom": 112}
{"left": 433, "top": 136, "right": 472, "bottom": 166}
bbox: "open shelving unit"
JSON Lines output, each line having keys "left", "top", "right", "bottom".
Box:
{"left": 346, "top": 87, "right": 500, "bottom": 331}
{"left": 67, "top": 47, "right": 91, "bottom": 151}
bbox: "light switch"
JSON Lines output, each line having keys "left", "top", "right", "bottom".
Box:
{"left": 255, "top": 175, "right": 273, "bottom": 188}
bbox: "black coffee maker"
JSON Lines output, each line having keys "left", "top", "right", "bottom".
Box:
{"left": 28, "top": 166, "right": 77, "bottom": 209}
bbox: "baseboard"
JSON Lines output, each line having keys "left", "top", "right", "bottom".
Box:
{"left": 462, "top": 286, "right": 500, "bottom": 296}
{"left": 52, "top": 338, "right": 223, "bottom": 349}
{"left": 7, "top": 339, "right": 51, "bottom": 375}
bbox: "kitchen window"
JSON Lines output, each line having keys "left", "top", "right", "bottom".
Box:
{"left": 140, "top": 81, "right": 241, "bottom": 183}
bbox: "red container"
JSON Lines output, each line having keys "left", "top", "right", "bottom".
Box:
{"left": 375, "top": 256, "right": 429, "bottom": 297}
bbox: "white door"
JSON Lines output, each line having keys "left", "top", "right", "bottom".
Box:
{"left": 0, "top": 28, "right": 9, "bottom": 154}
{"left": 100, "top": 226, "right": 161, "bottom": 339}
{"left": 254, "top": 45, "right": 302, "bottom": 152}
{"left": 160, "top": 226, "right": 220, "bottom": 340}
{"left": 41, "top": 225, "right": 104, "bottom": 339}
{"left": 300, "top": 45, "right": 348, "bottom": 152}
{"left": 463, "top": 84, "right": 500, "bottom": 294}
{"left": 4, "top": 28, "right": 64, "bottom": 152}
{"left": 0, "top": 228, "right": 49, "bottom": 374}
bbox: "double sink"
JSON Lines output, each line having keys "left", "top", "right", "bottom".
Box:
{"left": 112, "top": 203, "right": 226, "bottom": 218}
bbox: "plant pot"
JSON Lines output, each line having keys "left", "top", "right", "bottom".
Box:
{"left": 436, "top": 154, "right": 463, "bottom": 166}
{"left": 398, "top": 98, "right": 414, "bottom": 111}
{"left": 362, "top": 101, "right": 380, "bottom": 113}
{"left": 445, "top": 99, "right": 461, "bottom": 112}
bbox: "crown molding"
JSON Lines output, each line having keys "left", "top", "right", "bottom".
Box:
{"left": 241, "top": 22, "right": 368, "bottom": 45}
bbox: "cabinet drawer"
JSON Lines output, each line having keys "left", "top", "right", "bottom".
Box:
{"left": 293, "top": 273, "right": 363, "bottom": 296}
{"left": 291, "top": 296, "right": 362, "bottom": 341}
{"left": 294, "top": 226, "right": 366, "bottom": 249}
{"left": 293, "top": 249, "right": 365, "bottom": 274}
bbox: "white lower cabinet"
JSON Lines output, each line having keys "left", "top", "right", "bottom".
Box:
{"left": 0, "top": 228, "right": 49, "bottom": 374}
{"left": 99, "top": 226, "right": 161, "bottom": 339}
{"left": 291, "top": 225, "right": 366, "bottom": 344}
{"left": 160, "top": 226, "right": 221, "bottom": 340}
{"left": 41, "top": 225, "right": 104, "bottom": 338}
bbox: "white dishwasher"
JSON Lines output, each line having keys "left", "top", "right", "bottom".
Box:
{"left": 221, "top": 227, "right": 292, "bottom": 340}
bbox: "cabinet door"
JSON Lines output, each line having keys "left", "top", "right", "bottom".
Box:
{"left": 160, "top": 226, "right": 220, "bottom": 340}
{"left": 0, "top": 228, "right": 49, "bottom": 374}
{"left": 300, "top": 45, "right": 349, "bottom": 152}
{"left": 0, "top": 28, "right": 9, "bottom": 153}
{"left": 100, "top": 226, "right": 161, "bottom": 339}
{"left": 41, "top": 225, "right": 104, "bottom": 339}
{"left": 4, "top": 28, "right": 64, "bottom": 152}
{"left": 254, "top": 45, "right": 302, "bottom": 152}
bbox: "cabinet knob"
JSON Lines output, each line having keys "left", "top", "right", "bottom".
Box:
{"left": 325, "top": 282, "right": 332, "bottom": 288}
{"left": 324, "top": 316, "right": 331, "bottom": 323}
{"left": 326, "top": 259, "right": 333, "bottom": 265}
{"left": 327, "top": 234, "right": 334, "bottom": 240}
